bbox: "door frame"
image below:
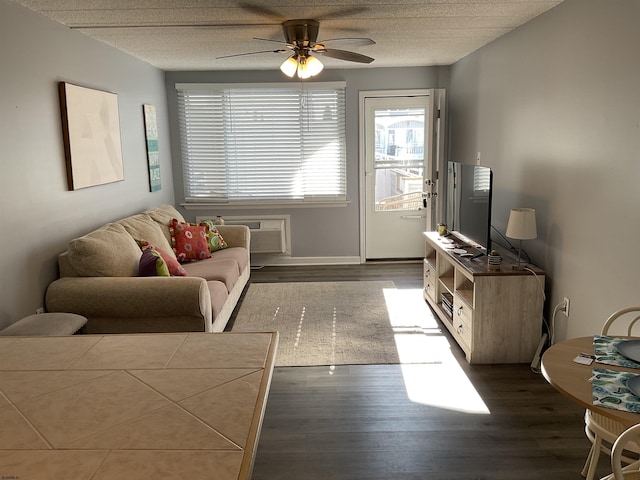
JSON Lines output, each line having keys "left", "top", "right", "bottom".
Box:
{"left": 358, "top": 89, "right": 447, "bottom": 263}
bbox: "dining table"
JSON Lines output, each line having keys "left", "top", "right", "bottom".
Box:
{"left": 541, "top": 336, "right": 640, "bottom": 427}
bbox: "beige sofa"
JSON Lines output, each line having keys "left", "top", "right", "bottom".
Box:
{"left": 45, "top": 205, "right": 250, "bottom": 334}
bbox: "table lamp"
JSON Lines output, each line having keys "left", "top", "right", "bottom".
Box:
{"left": 506, "top": 208, "right": 537, "bottom": 270}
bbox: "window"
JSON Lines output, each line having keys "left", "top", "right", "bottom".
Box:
{"left": 176, "top": 82, "right": 347, "bottom": 204}
{"left": 473, "top": 166, "right": 491, "bottom": 196}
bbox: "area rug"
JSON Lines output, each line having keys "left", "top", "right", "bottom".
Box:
{"left": 231, "top": 281, "right": 446, "bottom": 367}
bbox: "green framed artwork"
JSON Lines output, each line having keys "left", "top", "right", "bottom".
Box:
{"left": 143, "top": 104, "right": 161, "bottom": 192}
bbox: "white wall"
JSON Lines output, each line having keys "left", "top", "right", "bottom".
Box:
{"left": 448, "top": 0, "right": 640, "bottom": 340}
{"left": 0, "top": 0, "right": 175, "bottom": 328}
{"left": 164, "top": 67, "right": 450, "bottom": 259}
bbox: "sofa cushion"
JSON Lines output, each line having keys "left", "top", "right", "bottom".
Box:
{"left": 169, "top": 219, "right": 212, "bottom": 262}
{"left": 138, "top": 241, "right": 187, "bottom": 277}
{"left": 207, "top": 247, "right": 249, "bottom": 274}
{"left": 138, "top": 247, "right": 170, "bottom": 277}
{"left": 199, "top": 219, "right": 228, "bottom": 252}
{"left": 145, "top": 205, "right": 186, "bottom": 246}
{"left": 181, "top": 258, "right": 240, "bottom": 292}
{"left": 119, "top": 214, "right": 176, "bottom": 260}
{"left": 145, "top": 204, "right": 186, "bottom": 225}
{"left": 208, "top": 280, "right": 229, "bottom": 320}
{"left": 68, "top": 223, "right": 140, "bottom": 277}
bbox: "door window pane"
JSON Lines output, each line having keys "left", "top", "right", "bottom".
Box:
{"left": 374, "top": 107, "right": 425, "bottom": 211}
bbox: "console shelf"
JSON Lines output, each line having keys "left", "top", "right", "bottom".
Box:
{"left": 423, "top": 232, "right": 545, "bottom": 364}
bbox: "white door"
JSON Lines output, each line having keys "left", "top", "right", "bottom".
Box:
{"left": 362, "top": 90, "right": 445, "bottom": 259}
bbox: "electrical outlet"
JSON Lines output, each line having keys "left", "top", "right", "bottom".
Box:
{"left": 36, "top": 307, "right": 45, "bottom": 314}
{"left": 476, "top": 152, "right": 481, "bottom": 165}
{"left": 562, "top": 297, "right": 570, "bottom": 317}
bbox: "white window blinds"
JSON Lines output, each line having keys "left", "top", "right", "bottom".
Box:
{"left": 176, "top": 82, "right": 347, "bottom": 204}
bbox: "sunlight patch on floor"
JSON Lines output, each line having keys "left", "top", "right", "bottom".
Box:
{"left": 399, "top": 362, "right": 490, "bottom": 414}
{"left": 383, "top": 288, "right": 490, "bottom": 414}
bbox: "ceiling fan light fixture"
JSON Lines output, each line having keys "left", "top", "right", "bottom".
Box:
{"left": 280, "top": 55, "right": 298, "bottom": 77}
{"left": 305, "top": 55, "right": 324, "bottom": 76}
{"left": 296, "top": 54, "right": 323, "bottom": 79}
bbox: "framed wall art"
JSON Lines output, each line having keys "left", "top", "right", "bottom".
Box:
{"left": 59, "top": 82, "right": 124, "bottom": 190}
{"left": 143, "top": 104, "right": 161, "bottom": 192}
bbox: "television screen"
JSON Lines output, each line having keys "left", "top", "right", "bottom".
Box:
{"left": 446, "top": 161, "right": 493, "bottom": 253}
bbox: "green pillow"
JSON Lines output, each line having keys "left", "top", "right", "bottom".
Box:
{"left": 199, "top": 219, "right": 228, "bottom": 252}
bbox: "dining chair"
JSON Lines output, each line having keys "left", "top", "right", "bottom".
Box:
{"left": 611, "top": 424, "right": 640, "bottom": 479}
{"left": 582, "top": 307, "right": 640, "bottom": 480}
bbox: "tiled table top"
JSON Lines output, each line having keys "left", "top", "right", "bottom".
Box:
{"left": 0, "top": 331, "right": 278, "bottom": 480}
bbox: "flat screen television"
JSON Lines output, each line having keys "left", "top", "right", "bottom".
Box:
{"left": 445, "top": 161, "right": 493, "bottom": 254}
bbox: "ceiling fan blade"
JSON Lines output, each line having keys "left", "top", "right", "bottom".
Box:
{"left": 70, "top": 22, "right": 276, "bottom": 30}
{"left": 316, "top": 49, "right": 375, "bottom": 64}
{"left": 216, "top": 49, "right": 288, "bottom": 59}
{"left": 253, "top": 36, "right": 290, "bottom": 46}
{"left": 317, "top": 6, "right": 370, "bottom": 19}
{"left": 237, "top": 2, "right": 283, "bottom": 20}
{"left": 238, "top": 3, "right": 368, "bottom": 20}
{"left": 315, "top": 38, "right": 376, "bottom": 48}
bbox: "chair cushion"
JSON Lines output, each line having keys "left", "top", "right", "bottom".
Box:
{"left": 0, "top": 313, "right": 87, "bottom": 336}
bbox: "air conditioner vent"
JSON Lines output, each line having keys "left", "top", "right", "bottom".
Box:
{"left": 196, "top": 215, "right": 290, "bottom": 254}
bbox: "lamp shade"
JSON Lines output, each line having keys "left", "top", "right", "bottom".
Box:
{"left": 280, "top": 56, "right": 298, "bottom": 77}
{"left": 304, "top": 55, "right": 324, "bottom": 76}
{"left": 506, "top": 208, "right": 537, "bottom": 240}
{"left": 297, "top": 60, "right": 311, "bottom": 79}
{"left": 280, "top": 53, "right": 324, "bottom": 79}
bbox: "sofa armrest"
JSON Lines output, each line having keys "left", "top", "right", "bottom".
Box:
{"left": 45, "top": 276, "right": 211, "bottom": 321}
{"left": 216, "top": 225, "right": 250, "bottom": 250}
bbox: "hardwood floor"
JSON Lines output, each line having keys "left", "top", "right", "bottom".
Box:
{"left": 233, "top": 263, "right": 607, "bottom": 479}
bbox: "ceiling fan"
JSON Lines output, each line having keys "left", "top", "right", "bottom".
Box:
{"left": 217, "top": 19, "right": 376, "bottom": 79}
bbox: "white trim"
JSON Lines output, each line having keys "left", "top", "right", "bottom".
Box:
{"left": 175, "top": 81, "right": 347, "bottom": 91}
{"left": 358, "top": 89, "right": 433, "bottom": 263}
{"left": 250, "top": 254, "right": 362, "bottom": 267}
{"left": 182, "top": 201, "right": 350, "bottom": 210}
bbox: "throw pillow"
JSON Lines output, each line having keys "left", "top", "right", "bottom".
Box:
{"left": 137, "top": 240, "right": 188, "bottom": 276}
{"left": 199, "top": 219, "right": 228, "bottom": 252}
{"left": 138, "top": 247, "right": 170, "bottom": 277}
{"left": 169, "top": 219, "right": 212, "bottom": 262}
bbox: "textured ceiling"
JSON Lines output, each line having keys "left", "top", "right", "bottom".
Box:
{"left": 12, "top": 1, "right": 564, "bottom": 71}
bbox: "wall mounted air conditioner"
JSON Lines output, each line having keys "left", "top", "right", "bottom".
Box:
{"left": 197, "top": 215, "right": 290, "bottom": 254}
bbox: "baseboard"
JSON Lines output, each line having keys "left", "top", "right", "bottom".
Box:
{"left": 249, "top": 254, "right": 361, "bottom": 267}
{"left": 531, "top": 333, "right": 549, "bottom": 371}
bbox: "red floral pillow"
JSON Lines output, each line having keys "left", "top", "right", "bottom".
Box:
{"left": 137, "top": 240, "right": 187, "bottom": 276}
{"left": 169, "top": 219, "right": 212, "bottom": 262}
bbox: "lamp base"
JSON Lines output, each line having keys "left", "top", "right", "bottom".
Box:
{"left": 512, "top": 242, "right": 526, "bottom": 270}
